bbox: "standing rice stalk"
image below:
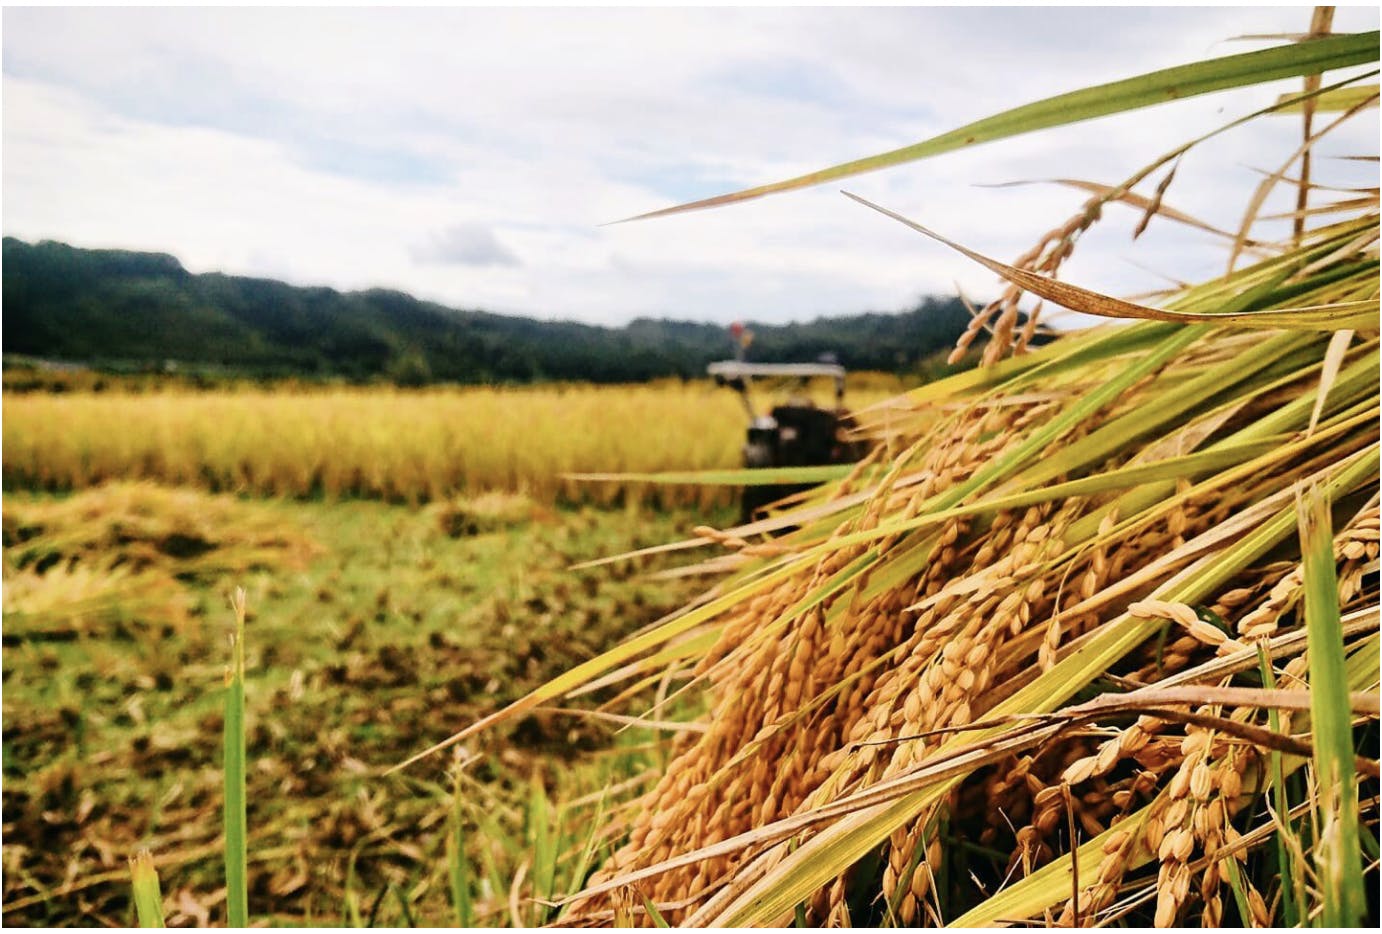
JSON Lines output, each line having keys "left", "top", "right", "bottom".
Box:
{"left": 128, "top": 851, "right": 166, "bottom": 928}
{"left": 224, "top": 587, "right": 249, "bottom": 928}
{"left": 446, "top": 749, "right": 476, "bottom": 927}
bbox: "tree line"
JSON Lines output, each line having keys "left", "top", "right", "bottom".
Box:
{"left": 2, "top": 237, "right": 982, "bottom": 385}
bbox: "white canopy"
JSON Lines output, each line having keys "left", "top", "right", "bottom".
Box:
{"left": 706, "top": 361, "right": 846, "bottom": 380}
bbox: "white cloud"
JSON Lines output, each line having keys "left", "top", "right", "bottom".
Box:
{"left": 3, "top": 5, "right": 1377, "bottom": 325}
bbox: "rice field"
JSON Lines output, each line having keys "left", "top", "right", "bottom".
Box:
{"left": 1, "top": 379, "right": 905, "bottom": 507}
{"left": 3, "top": 12, "right": 1378, "bottom": 932}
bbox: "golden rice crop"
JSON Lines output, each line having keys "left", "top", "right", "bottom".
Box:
{"left": 1, "top": 381, "right": 902, "bottom": 508}
{"left": 399, "top": 21, "right": 1380, "bottom": 928}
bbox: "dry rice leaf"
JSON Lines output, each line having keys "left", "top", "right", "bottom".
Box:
{"left": 843, "top": 192, "right": 1379, "bottom": 331}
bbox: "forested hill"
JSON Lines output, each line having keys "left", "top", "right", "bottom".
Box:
{"left": 2, "top": 237, "right": 978, "bottom": 384}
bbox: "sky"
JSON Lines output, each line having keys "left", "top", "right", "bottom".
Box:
{"left": 2, "top": 4, "right": 1378, "bottom": 326}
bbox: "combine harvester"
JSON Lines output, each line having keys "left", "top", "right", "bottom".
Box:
{"left": 710, "top": 322, "right": 864, "bottom": 522}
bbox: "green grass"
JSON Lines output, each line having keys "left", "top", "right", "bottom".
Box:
{"left": 2, "top": 490, "right": 726, "bottom": 925}
{"left": 1299, "top": 484, "right": 1367, "bottom": 926}
{"left": 446, "top": 754, "right": 475, "bottom": 927}
{"left": 224, "top": 588, "right": 249, "bottom": 927}
{"left": 128, "top": 851, "right": 165, "bottom": 927}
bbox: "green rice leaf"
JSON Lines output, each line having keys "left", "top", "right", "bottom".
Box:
{"left": 619, "top": 32, "right": 1378, "bottom": 220}
{"left": 128, "top": 851, "right": 165, "bottom": 928}
{"left": 447, "top": 765, "right": 474, "bottom": 927}
{"left": 640, "top": 891, "right": 670, "bottom": 928}
{"left": 1275, "top": 84, "right": 1379, "bottom": 113}
{"left": 529, "top": 774, "right": 557, "bottom": 925}
{"left": 1299, "top": 483, "right": 1367, "bottom": 927}
{"left": 223, "top": 588, "right": 249, "bottom": 928}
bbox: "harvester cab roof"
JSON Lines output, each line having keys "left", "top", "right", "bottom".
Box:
{"left": 707, "top": 360, "right": 847, "bottom": 422}
{"left": 707, "top": 357, "right": 863, "bottom": 522}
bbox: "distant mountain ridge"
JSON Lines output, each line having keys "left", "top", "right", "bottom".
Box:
{"left": 2, "top": 237, "right": 979, "bottom": 384}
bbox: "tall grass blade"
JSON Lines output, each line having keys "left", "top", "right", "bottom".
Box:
{"left": 128, "top": 851, "right": 165, "bottom": 928}
{"left": 529, "top": 774, "right": 557, "bottom": 926}
{"left": 343, "top": 853, "right": 363, "bottom": 928}
{"left": 561, "top": 787, "right": 612, "bottom": 920}
{"left": 447, "top": 757, "right": 474, "bottom": 927}
{"left": 389, "top": 884, "right": 415, "bottom": 928}
{"left": 1309, "top": 328, "right": 1356, "bottom": 432}
{"left": 1298, "top": 483, "right": 1367, "bottom": 926}
{"left": 640, "top": 890, "right": 670, "bottom": 928}
{"left": 223, "top": 587, "right": 249, "bottom": 928}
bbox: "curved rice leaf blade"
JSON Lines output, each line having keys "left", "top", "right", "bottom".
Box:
{"left": 1299, "top": 483, "right": 1368, "bottom": 927}
{"left": 1275, "top": 83, "right": 1380, "bottom": 113}
{"left": 844, "top": 192, "right": 1381, "bottom": 330}
{"left": 618, "top": 32, "right": 1379, "bottom": 221}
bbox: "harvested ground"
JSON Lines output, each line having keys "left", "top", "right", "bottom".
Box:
{"left": 2, "top": 485, "right": 718, "bottom": 926}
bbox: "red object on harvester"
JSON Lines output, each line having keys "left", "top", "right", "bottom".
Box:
{"left": 729, "top": 321, "right": 745, "bottom": 338}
